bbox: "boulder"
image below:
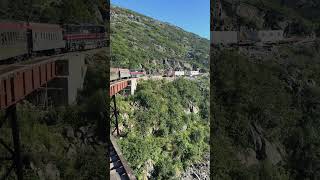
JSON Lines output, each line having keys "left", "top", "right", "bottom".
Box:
{"left": 64, "top": 126, "right": 74, "bottom": 139}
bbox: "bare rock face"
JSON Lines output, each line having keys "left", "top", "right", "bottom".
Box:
{"left": 44, "top": 163, "right": 60, "bottom": 180}
{"left": 236, "top": 4, "right": 265, "bottom": 29}
{"left": 64, "top": 126, "right": 74, "bottom": 139}
{"left": 94, "top": 4, "right": 103, "bottom": 23}
{"left": 249, "top": 122, "right": 283, "bottom": 165}
{"left": 181, "top": 155, "right": 210, "bottom": 180}
{"left": 143, "top": 159, "right": 154, "bottom": 179}
{"left": 237, "top": 148, "right": 259, "bottom": 167}
{"left": 264, "top": 139, "right": 282, "bottom": 165}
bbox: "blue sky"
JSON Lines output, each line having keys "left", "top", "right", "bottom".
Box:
{"left": 111, "top": 0, "right": 210, "bottom": 39}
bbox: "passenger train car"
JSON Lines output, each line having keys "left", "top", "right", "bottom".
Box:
{"left": 110, "top": 68, "right": 145, "bottom": 81}
{"left": 0, "top": 21, "right": 107, "bottom": 63}
{"left": 130, "top": 70, "right": 145, "bottom": 78}
{"left": 0, "top": 22, "right": 28, "bottom": 61}
{"left": 29, "top": 23, "right": 65, "bottom": 54}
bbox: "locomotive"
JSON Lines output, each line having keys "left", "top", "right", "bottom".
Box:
{"left": 0, "top": 21, "right": 107, "bottom": 64}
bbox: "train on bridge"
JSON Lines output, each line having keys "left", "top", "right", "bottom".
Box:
{"left": 0, "top": 21, "right": 107, "bottom": 64}
{"left": 110, "top": 68, "right": 145, "bottom": 81}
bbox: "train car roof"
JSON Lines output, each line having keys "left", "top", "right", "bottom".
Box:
{"left": 63, "top": 24, "right": 105, "bottom": 27}
{"left": 28, "top": 22, "right": 62, "bottom": 32}
{"left": 0, "top": 21, "right": 28, "bottom": 30}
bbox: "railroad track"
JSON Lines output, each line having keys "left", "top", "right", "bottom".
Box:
{"left": 109, "top": 136, "right": 136, "bottom": 180}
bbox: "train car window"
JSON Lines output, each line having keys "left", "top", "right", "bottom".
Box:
{"left": 14, "top": 32, "right": 17, "bottom": 41}
{"left": 11, "top": 32, "right": 14, "bottom": 42}
{"left": 7, "top": 32, "right": 10, "bottom": 44}
{"left": 0, "top": 33, "right": 3, "bottom": 46}
{"left": 3, "top": 32, "right": 7, "bottom": 45}
{"left": 9, "top": 32, "right": 12, "bottom": 44}
{"left": 5, "top": 32, "right": 8, "bottom": 45}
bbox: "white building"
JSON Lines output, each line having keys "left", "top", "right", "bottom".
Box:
{"left": 187, "top": 71, "right": 200, "bottom": 76}
{"left": 174, "top": 71, "right": 185, "bottom": 76}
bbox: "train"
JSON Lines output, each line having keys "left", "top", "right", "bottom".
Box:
{"left": 0, "top": 21, "right": 107, "bottom": 64}
{"left": 211, "top": 30, "right": 285, "bottom": 45}
{"left": 110, "top": 68, "right": 145, "bottom": 81}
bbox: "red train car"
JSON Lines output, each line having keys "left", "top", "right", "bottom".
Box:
{"left": 63, "top": 24, "right": 106, "bottom": 51}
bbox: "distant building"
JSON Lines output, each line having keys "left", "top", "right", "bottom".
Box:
{"left": 174, "top": 71, "right": 185, "bottom": 76}
{"left": 187, "top": 71, "right": 200, "bottom": 76}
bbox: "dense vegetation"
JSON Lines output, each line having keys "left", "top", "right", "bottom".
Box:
{"left": 113, "top": 78, "right": 209, "bottom": 179}
{"left": 110, "top": 6, "right": 209, "bottom": 72}
{"left": 0, "top": 0, "right": 106, "bottom": 24}
{"left": 211, "top": 43, "right": 320, "bottom": 179}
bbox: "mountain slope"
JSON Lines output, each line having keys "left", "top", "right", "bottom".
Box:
{"left": 218, "top": 0, "right": 320, "bottom": 35}
{"left": 110, "top": 6, "right": 209, "bottom": 73}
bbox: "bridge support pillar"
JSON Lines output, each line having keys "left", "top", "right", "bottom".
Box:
{"left": 111, "top": 95, "right": 120, "bottom": 136}
{"left": 9, "top": 105, "right": 23, "bottom": 180}
{"left": 0, "top": 105, "right": 23, "bottom": 180}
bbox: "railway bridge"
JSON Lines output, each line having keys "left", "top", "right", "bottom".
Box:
{"left": 109, "top": 78, "right": 138, "bottom": 180}
{"left": 0, "top": 48, "right": 105, "bottom": 180}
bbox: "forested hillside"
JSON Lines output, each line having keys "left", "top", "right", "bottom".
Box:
{"left": 211, "top": 1, "right": 320, "bottom": 179}
{"left": 110, "top": 6, "right": 209, "bottom": 74}
{"left": 0, "top": 0, "right": 106, "bottom": 24}
{"left": 114, "top": 77, "right": 209, "bottom": 179}
{"left": 211, "top": 43, "right": 320, "bottom": 179}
